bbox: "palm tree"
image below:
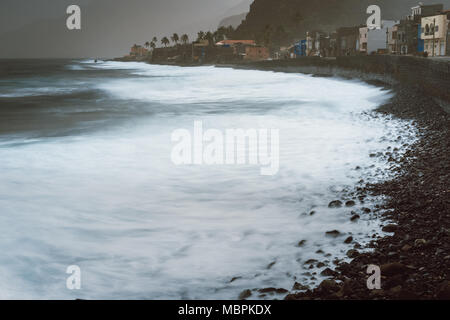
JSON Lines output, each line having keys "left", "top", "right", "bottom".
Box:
{"left": 181, "top": 34, "right": 189, "bottom": 45}
{"left": 225, "top": 26, "right": 235, "bottom": 39}
{"left": 150, "top": 41, "right": 156, "bottom": 50}
{"left": 161, "top": 37, "right": 170, "bottom": 47}
{"left": 171, "top": 33, "right": 179, "bottom": 45}
{"left": 197, "top": 31, "right": 205, "bottom": 41}
{"left": 152, "top": 36, "right": 158, "bottom": 43}
{"left": 144, "top": 41, "right": 150, "bottom": 50}
{"left": 205, "top": 31, "right": 214, "bottom": 46}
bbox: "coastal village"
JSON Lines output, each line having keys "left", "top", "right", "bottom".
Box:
{"left": 124, "top": 3, "right": 450, "bottom": 63}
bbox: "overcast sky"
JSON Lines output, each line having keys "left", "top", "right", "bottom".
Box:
{"left": 0, "top": 0, "right": 252, "bottom": 58}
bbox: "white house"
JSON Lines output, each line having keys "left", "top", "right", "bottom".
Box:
{"left": 421, "top": 12, "right": 450, "bottom": 56}
{"left": 360, "top": 20, "right": 399, "bottom": 54}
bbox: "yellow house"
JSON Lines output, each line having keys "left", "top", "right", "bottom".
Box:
{"left": 421, "top": 12, "right": 450, "bottom": 56}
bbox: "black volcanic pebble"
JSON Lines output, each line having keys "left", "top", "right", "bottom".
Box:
{"left": 345, "top": 200, "right": 356, "bottom": 207}
{"left": 328, "top": 200, "right": 343, "bottom": 208}
{"left": 325, "top": 230, "right": 341, "bottom": 237}
{"left": 382, "top": 224, "right": 398, "bottom": 233}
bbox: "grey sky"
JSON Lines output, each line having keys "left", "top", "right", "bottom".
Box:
{"left": 0, "top": 0, "right": 252, "bottom": 58}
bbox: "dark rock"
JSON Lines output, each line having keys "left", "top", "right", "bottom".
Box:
{"left": 401, "top": 244, "right": 412, "bottom": 251}
{"left": 437, "top": 281, "right": 450, "bottom": 300}
{"left": 319, "top": 279, "right": 339, "bottom": 292}
{"left": 380, "top": 262, "right": 407, "bottom": 276}
{"left": 259, "top": 287, "right": 288, "bottom": 294}
{"left": 346, "top": 249, "right": 359, "bottom": 258}
{"left": 345, "top": 200, "right": 356, "bottom": 207}
{"left": 325, "top": 230, "right": 341, "bottom": 237}
{"left": 382, "top": 224, "right": 398, "bottom": 233}
{"left": 328, "top": 200, "right": 343, "bottom": 208}
{"left": 238, "top": 289, "right": 252, "bottom": 300}
{"left": 304, "top": 259, "right": 318, "bottom": 265}
{"left": 320, "top": 268, "right": 337, "bottom": 277}
{"left": 350, "top": 214, "right": 360, "bottom": 222}
{"left": 414, "top": 239, "right": 427, "bottom": 246}
{"left": 292, "top": 282, "right": 309, "bottom": 291}
{"left": 344, "top": 236, "right": 353, "bottom": 244}
{"left": 297, "top": 240, "right": 307, "bottom": 247}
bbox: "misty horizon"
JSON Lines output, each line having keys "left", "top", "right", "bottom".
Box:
{"left": 0, "top": 0, "right": 252, "bottom": 58}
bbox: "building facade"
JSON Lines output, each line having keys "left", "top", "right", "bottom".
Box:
{"left": 410, "top": 3, "right": 444, "bottom": 53}
{"left": 421, "top": 12, "right": 450, "bottom": 56}
{"left": 244, "top": 46, "right": 270, "bottom": 60}
{"left": 337, "top": 27, "right": 360, "bottom": 56}
{"left": 360, "top": 20, "right": 398, "bottom": 55}
{"left": 306, "top": 31, "right": 330, "bottom": 56}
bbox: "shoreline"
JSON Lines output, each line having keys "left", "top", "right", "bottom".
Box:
{"left": 116, "top": 58, "right": 450, "bottom": 299}
{"left": 283, "top": 84, "right": 450, "bottom": 300}
{"left": 229, "top": 60, "right": 450, "bottom": 299}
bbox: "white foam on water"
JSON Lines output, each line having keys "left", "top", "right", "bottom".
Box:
{"left": 0, "top": 61, "right": 417, "bottom": 299}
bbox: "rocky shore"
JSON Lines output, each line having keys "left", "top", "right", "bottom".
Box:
{"left": 120, "top": 57, "right": 449, "bottom": 299}
{"left": 283, "top": 85, "right": 450, "bottom": 300}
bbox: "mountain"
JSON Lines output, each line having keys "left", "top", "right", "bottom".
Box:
{"left": 234, "top": 0, "right": 450, "bottom": 44}
{"left": 219, "top": 13, "right": 248, "bottom": 29}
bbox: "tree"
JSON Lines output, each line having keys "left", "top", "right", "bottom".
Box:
{"left": 205, "top": 31, "right": 214, "bottom": 46}
{"left": 225, "top": 26, "right": 235, "bottom": 39}
{"left": 144, "top": 41, "right": 150, "bottom": 49}
{"left": 152, "top": 36, "right": 158, "bottom": 43}
{"left": 171, "top": 33, "right": 179, "bottom": 45}
{"left": 161, "top": 37, "right": 170, "bottom": 47}
{"left": 181, "top": 34, "right": 189, "bottom": 45}
{"left": 197, "top": 31, "right": 205, "bottom": 41}
{"left": 150, "top": 41, "right": 156, "bottom": 50}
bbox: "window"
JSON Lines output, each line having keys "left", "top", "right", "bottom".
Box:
{"left": 435, "top": 26, "right": 439, "bottom": 32}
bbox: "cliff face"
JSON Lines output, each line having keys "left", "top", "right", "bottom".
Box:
{"left": 234, "top": 0, "right": 450, "bottom": 45}
{"left": 218, "top": 12, "right": 248, "bottom": 29}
